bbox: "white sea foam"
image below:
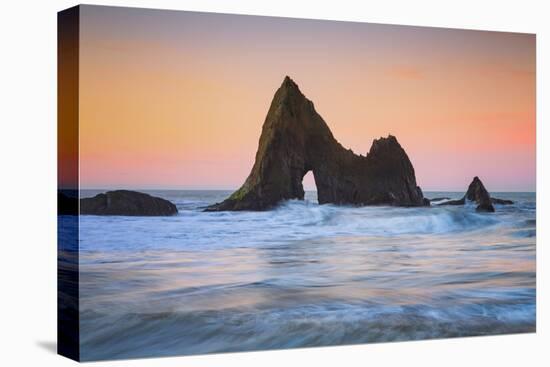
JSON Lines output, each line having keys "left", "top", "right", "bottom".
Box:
{"left": 79, "top": 194, "right": 519, "bottom": 252}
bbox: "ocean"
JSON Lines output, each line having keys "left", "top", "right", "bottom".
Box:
{"left": 71, "top": 190, "right": 536, "bottom": 360}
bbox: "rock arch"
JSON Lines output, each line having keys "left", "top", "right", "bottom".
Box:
{"left": 207, "top": 76, "right": 427, "bottom": 211}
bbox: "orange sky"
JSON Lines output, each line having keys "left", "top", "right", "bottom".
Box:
{"left": 78, "top": 5, "right": 535, "bottom": 191}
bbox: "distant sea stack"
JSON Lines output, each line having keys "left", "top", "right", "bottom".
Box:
{"left": 438, "top": 177, "right": 513, "bottom": 212}
{"left": 464, "top": 177, "right": 496, "bottom": 212}
{"left": 81, "top": 190, "right": 178, "bottom": 216}
{"left": 207, "top": 76, "right": 427, "bottom": 211}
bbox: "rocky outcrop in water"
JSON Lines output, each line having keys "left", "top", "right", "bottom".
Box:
{"left": 206, "top": 76, "right": 427, "bottom": 211}
{"left": 58, "top": 191, "right": 78, "bottom": 215}
{"left": 465, "top": 176, "right": 495, "bottom": 212}
{"left": 438, "top": 177, "right": 502, "bottom": 212}
{"left": 80, "top": 190, "right": 178, "bottom": 216}
{"left": 491, "top": 197, "right": 514, "bottom": 205}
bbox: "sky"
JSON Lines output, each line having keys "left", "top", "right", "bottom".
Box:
{"left": 77, "top": 5, "right": 535, "bottom": 191}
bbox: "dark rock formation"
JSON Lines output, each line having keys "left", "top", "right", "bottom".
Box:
{"left": 465, "top": 176, "right": 495, "bottom": 212}
{"left": 58, "top": 191, "right": 78, "bottom": 215}
{"left": 207, "top": 76, "right": 427, "bottom": 211}
{"left": 438, "top": 177, "right": 495, "bottom": 212}
{"left": 80, "top": 190, "right": 178, "bottom": 216}
{"left": 491, "top": 197, "right": 514, "bottom": 205}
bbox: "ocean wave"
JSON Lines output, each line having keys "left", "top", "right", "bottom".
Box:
{"left": 78, "top": 196, "right": 528, "bottom": 252}
{"left": 270, "top": 199, "right": 499, "bottom": 236}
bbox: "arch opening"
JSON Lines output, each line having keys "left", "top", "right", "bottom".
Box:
{"left": 301, "top": 170, "right": 318, "bottom": 204}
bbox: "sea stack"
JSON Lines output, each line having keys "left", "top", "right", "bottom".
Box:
{"left": 207, "top": 76, "right": 427, "bottom": 211}
{"left": 438, "top": 177, "right": 497, "bottom": 212}
{"left": 80, "top": 190, "right": 178, "bottom": 216}
{"left": 465, "top": 176, "right": 495, "bottom": 212}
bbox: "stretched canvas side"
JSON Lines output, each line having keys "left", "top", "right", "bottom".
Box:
{"left": 57, "top": 5, "right": 80, "bottom": 362}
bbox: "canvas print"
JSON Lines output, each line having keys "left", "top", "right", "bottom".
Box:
{"left": 58, "top": 5, "right": 536, "bottom": 362}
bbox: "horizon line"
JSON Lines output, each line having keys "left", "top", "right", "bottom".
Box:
{"left": 77, "top": 187, "right": 536, "bottom": 193}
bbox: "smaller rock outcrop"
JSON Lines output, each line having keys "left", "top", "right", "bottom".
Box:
{"left": 491, "top": 197, "right": 514, "bottom": 205}
{"left": 465, "top": 177, "right": 495, "bottom": 212}
{"left": 80, "top": 190, "right": 178, "bottom": 216}
{"left": 438, "top": 177, "right": 495, "bottom": 212}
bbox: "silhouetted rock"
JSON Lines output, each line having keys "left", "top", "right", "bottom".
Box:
{"left": 80, "top": 190, "right": 178, "bottom": 216}
{"left": 491, "top": 198, "right": 514, "bottom": 205}
{"left": 58, "top": 191, "right": 78, "bottom": 215}
{"left": 465, "top": 176, "right": 495, "bottom": 212}
{"left": 438, "top": 177, "right": 497, "bottom": 212}
{"left": 206, "top": 76, "right": 427, "bottom": 211}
